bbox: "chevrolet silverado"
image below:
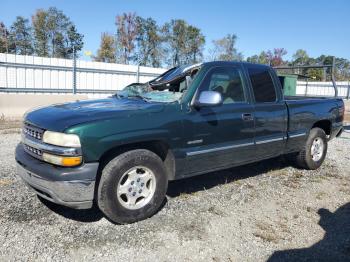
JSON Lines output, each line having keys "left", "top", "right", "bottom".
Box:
{"left": 15, "top": 61, "right": 344, "bottom": 223}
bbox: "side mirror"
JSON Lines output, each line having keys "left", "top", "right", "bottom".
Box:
{"left": 193, "top": 91, "right": 223, "bottom": 108}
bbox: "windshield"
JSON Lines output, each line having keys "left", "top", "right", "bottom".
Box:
{"left": 115, "top": 63, "right": 201, "bottom": 103}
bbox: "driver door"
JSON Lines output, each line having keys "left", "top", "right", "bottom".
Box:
{"left": 183, "top": 65, "right": 255, "bottom": 175}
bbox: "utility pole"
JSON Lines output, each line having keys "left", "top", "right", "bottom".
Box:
{"left": 72, "top": 46, "right": 77, "bottom": 94}
{"left": 331, "top": 56, "right": 338, "bottom": 97}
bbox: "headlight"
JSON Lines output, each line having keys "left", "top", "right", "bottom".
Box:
{"left": 43, "top": 131, "right": 81, "bottom": 147}
{"left": 42, "top": 152, "right": 82, "bottom": 167}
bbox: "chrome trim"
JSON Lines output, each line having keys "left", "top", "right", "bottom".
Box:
{"left": 187, "top": 142, "right": 254, "bottom": 156}
{"left": 22, "top": 135, "right": 81, "bottom": 156}
{"left": 23, "top": 143, "right": 43, "bottom": 159}
{"left": 186, "top": 133, "right": 305, "bottom": 157}
{"left": 187, "top": 139, "right": 203, "bottom": 145}
{"left": 196, "top": 91, "right": 223, "bottom": 107}
{"left": 255, "top": 137, "right": 284, "bottom": 145}
{"left": 289, "top": 132, "right": 306, "bottom": 138}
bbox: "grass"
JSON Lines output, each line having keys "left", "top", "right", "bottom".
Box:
{"left": 0, "top": 119, "right": 22, "bottom": 130}
{"left": 316, "top": 191, "right": 327, "bottom": 200}
{"left": 253, "top": 231, "right": 278, "bottom": 243}
{"left": 0, "top": 179, "right": 13, "bottom": 186}
{"left": 254, "top": 221, "right": 279, "bottom": 243}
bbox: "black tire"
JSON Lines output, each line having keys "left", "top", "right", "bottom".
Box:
{"left": 97, "top": 149, "right": 168, "bottom": 224}
{"left": 295, "top": 127, "right": 328, "bottom": 170}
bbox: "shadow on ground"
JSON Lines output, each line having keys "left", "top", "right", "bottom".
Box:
{"left": 167, "top": 156, "right": 289, "bottom": 197}
{"left": 268, "top": 202, "right": 350, "bottom": 262}
{"left": 38, "top": 196, "right": 103, "bottom": 223}
{"left": 39, "top": 156, "right": 290, "bottom": 222}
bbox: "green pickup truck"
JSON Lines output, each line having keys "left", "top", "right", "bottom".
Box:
{"left": 16, "top": 61, "right": 344, "bottom": 224}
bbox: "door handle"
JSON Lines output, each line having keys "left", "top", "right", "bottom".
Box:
{"left": 242, "top": 113, "right": 253, "bottom": 121}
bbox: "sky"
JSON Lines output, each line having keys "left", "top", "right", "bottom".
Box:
{"left": 1, "top": 0, "right": 349, "bottom": 61}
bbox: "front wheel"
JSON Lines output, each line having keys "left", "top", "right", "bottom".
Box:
{"left": 97, "top": 149, "right": 168, "bottom": 224}
{"left": 295, "top": 127, "right": 328, "bottom": 170}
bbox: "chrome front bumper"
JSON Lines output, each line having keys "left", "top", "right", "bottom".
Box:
{"left": 15, "top": 144, "right": 99, "bottom": 209}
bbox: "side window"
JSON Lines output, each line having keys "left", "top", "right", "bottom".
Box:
{"left": 200, "top": 67, "right": 246, "bottom": 104}
{"left": 247, "top": 66, "right": 276, "bottom": 103}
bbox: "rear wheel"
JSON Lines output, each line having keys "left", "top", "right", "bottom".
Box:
{"left": 97, "top": 149, "right": 168, "bottom": 224}
{"left": 295, "top": 127, "right": 328, "bottom": 170}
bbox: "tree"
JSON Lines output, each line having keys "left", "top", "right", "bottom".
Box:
{"left": 246, "top": 52, "right": 269, "bottom": 64}
{"left": 8, "top": 16, "right": 34, "bottom": 55}
{"left": 162, "top": 19, "right": 186, "bottom": 66}
{"left": 292, "top": 49, "right": 309, "bottom": 65}
{"left": 32, "top": 9, "right": 49, "bottom": 56}
{"left": 162, "top": 19, "right": 205, "bottom": 66}
{"left": 46, "top": 7, "right": 69, "bottom": 57}
{"left": 94, "top": 32, "right": 116, "bottom": 63}
{"left": 266, "top": 48, "right": 287, "bottom": 66}
{"left": 209, "top": 34, "right": 242, "bottom": 61}
{"left": 333, "top": 57, "right": 350, "bottom": 81}
{"left": 258, "top": 51, "right": 270, "bottom": 65}
{"left": 135, "top": 16, "right": 163, "bottom": 67}
{"left": 0, "top": 22, "right": 9, "bottom": 53}
{"left": 290, "top": 49, "right": 310, "bottom": 76}
{"left": 115, "top": 12, "right": 138, "bottom": 64}
{"left": 246, "top": 54, "right": 259, "bottom": 64}
{"left": 32, "top": 7, "right": 83, "bottom": 58}
{"left": 184, "top": 25, "right": 205, "bottom": 64}
{"left": 247, "top": 51, "right": 269, "bottom": 65}
{"left": 66, "top": 24, "right": 84, "bottom": 59}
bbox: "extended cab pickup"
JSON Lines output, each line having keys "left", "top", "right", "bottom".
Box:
{"left": 15, "top": 61, "right": 344, "bottom": 223}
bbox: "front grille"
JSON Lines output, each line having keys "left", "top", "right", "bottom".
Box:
{"left": 23, "top": 144, "right": 43, "bottom": 159}
{"left": 23, "top": 123, "right": 44, "bottom": 141}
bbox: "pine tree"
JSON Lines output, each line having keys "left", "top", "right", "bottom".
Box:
{"left": 32, "top": 9, "right": 49, "bottom": 56}
{"left": 8, "top": 16, "right": 34, "bottom": 55}
{"left": 66, "top": 25, "right": 83, "bottom": 59}
{"left": 135, "top": 16, "right": 163, "bottom": 67}
{"left": 184, "top": 25, "right": 205, "bottom": 64}
{"left": 32, "top": 7, "right": 84, "bottom": 58}
{"left": 162, "top": 19, "right": 205, "bottom": 66}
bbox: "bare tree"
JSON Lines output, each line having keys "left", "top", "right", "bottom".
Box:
{"left": 266, "top": 48, "right": 287, "bottom": 66}
{"left": 209, "top": 34, "right": 243, "bottom": 61}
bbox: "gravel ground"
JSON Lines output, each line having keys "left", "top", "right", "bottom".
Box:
{"left": 0, "top": 129, "right": 349, "bottom": 261}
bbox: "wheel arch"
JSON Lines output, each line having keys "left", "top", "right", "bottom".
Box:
{"left": 312, "top": 119, "right": 332, "bottom": 136}
{"left": 95, "top": 140, "right": 176, "bottom": 195}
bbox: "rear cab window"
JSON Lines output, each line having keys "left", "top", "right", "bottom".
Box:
{"left": 247, "top": 66, "right": 277, "bottom": 103}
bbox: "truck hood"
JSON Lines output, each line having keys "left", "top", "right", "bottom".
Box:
{"left": 25, "top": 97, "right": 165, "bottom": 132}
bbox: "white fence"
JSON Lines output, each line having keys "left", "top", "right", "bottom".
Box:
{"left": 0, "top": 53, "right": 166, "bottom": 97}
{"left": 0, "top": 53, "right": 349, "bottom": 99}
{"left": 296, "top": 81, "right": 350, "bottom": 98}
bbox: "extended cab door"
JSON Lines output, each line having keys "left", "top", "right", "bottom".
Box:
{"left": 244, "top": 64, "right": 288, "bottom": 159}
{"left": 182, "top": 65, "right": 256, "bottom": 175}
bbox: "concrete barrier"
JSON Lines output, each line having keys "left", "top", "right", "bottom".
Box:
{"left": 0, "top": 94, "right": 88, "bottom": 120}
